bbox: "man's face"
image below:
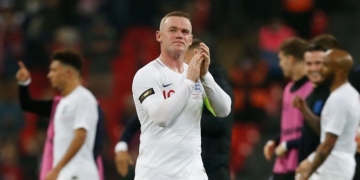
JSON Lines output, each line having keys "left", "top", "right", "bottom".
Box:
{"left": 47, "top": 60, "right": 67, "bottom": 90}
{"left": 278, "top": 51, "right": 293, "bottom": 78}
{"left": 156, "top": 16, "right": 193, "bottom": 54}
{"left": 304, "top": 51, "right": 326, "bottom": 85}
{"left": 321, "top": 56, "right": 335, "bottom": 82}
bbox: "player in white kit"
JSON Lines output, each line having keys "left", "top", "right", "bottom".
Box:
{"left": 16, "top": 49, "right": 100, "bottom": 180}
{"left": 295, "top": 49, "right": 360, "bottom": 180}
{"left": 47, "top": 49, "right": 99, "bottom": 180}
{"left": 131, "top": 11, "right": 231, "bottom": 180}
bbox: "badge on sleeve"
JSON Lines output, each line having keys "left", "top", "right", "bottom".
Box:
{"left": 139, "top": 88, "right": 155, "bottom": 103}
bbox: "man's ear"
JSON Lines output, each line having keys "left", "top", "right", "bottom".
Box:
{"left": 335, "top": 68, "right": 346, "bottom": 76}
{"left": 65, "top": 67, "right": 73, "bottom": 77}
{"left": 156, "top": 31, "right": 162, "bottom": 43}
{"left": 289, "top": 55, "right": 296, "bottom": 65}
{"left": 64, "top": 66, "right": 78, "bottom": 78}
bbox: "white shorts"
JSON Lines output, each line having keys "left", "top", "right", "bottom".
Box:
{"left": 57, "top": 163, "right": 99, "bottom": 180}
{"left": 309, "top": 152, "right": 355, "bottom": 180}
{"left": 135, "top": 154, "right": 208, "bottom": 180}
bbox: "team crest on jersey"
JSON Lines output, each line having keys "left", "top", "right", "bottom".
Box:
{"left": 192, "top": 81, "right": 203, "bottom": 99}
{"left": 62, "top": 105, "right": 68, "bottom": 114}
{"left": 139, "top": 88, "right": 155, "bottom": 103}
{"left": 194, "top": 82, "right": 202, "bottom": 93}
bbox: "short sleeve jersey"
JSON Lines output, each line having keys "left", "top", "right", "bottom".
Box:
{"left": 53, "top": 86, "right": 99, "bottom": 178}
{"left": 321, "top": 82, "right": 360, "bottom": 155}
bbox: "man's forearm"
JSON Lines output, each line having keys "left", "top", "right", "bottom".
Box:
{"left": 19, "top": 85, "right": 53, "bottom": 117}
{"left": 54, "top": 129, "right": 87, "bottom": 171}
{"left": 310, "top": 142, "right": 333, "bottom": 174}
{"left": 301, "top": 106, "right": 321, "bottom": 135}
{"left": 147, "top": 80, "right": 194, "bottom": 127}
{"left": 201, "top": 72, "right": 231, "bottom": 117}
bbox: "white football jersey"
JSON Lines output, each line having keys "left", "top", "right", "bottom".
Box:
{"left": 132, "top": 58, "right": 208, "bottom": 180}
{"left": 314, "top": 82, "right": 360, "bottom": 179}
{"left": 321, "top": 82, "right": 360, "bottom": 155}
{"left": 53, "top": 86, "right": 99, "bottom": 180}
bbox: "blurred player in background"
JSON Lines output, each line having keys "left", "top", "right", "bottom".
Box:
{"left": 306, "top": 34, "right": 360, "bottom": 180}
{"left": 296, "top": 49, "right": 360, "bottom": 180}
{"left": 292, "top": 33, "right": 342, "bottom": 164}
{"left": 16, "top": 49, "right": 104, "bottom": 180}
{"left": 263, "top": 37, "right": 313, "bottom": 180}
{"left": 292, "top": 44, "right": 329, "bottom": 163}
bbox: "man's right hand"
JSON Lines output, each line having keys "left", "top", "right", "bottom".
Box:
{"left": 186, "top": 51, "right": 204, "bottom": 83}
{"left": 292, "top": 95, "right": 306, "bottom": 111}
{"left": 263, "top": 140, "right": 276, "bottom": 161}
{"left": 16, "top": 61, "right": 31, "bottom": 82}
{"left": 115, "top": 151, "right": 134, "bottom": 177}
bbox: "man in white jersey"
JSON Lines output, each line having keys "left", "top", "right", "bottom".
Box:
{"left": 295, "top": 49, "right": 360, "bottom": 180}
{"left": 131, "top": 11, "right": 231, "bottom": 180}
{"left": 16, "top": 49, "right": 99, "bottom": 180}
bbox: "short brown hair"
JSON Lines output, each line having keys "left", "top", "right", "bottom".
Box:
{"left": 52, "top": 48, "right": 84, "bottom": 73}
{"left": 310, "top": 34, "right": 340, "bottom": 50}
{"left": 305, "top": 44, "right": 328, "bottom": 52}
{"left": 189, "top": 38, "right": 201, "bottom": 50}
{"left": 159, "top": 11, "right": 191, "bottom": 30}
{"left": 279, "top": 37, "right": 308, "bottom": 61}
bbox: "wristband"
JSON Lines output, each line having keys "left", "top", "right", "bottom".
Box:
{"left": 18, "top": 78, "right": 31, "bottom": 86}
{"left": 114, "top": 141, "right": 128, "bottom": 153}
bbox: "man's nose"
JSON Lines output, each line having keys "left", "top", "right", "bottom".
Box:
{"left": 175, "top": 31, "right": 183, "bottom": 39}
{"left": 310, "top": 64, "right": 318, "bottom": 71}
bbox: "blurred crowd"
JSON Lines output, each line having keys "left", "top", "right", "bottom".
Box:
{"left": 0, "top": 0, "right": 359, "bottom": 179}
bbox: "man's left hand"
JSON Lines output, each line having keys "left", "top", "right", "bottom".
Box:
{"left": 275, "top": 142, "right": 287, "bottom": 157}
{"left": 45, "top": 168, "right": 60, "bottom": 180}
{"left": 199, "top": 42, "right": 210, "bottom": 77}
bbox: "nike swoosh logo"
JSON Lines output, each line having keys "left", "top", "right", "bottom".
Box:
{"left": 163, "top": 83, "right": 173, "bottom": 87}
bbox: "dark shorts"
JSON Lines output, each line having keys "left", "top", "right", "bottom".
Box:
{"left": 269, "top": 172, "right": 295, "bottom": 180}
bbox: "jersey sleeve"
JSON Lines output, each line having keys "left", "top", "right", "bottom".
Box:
{"left": 120, "top": 115, "right": 141, "bottom": 143}
{"left": 73, "top": 95, "right": 98, "bottom": 131}
{"left": 132, "top": 69, "right": 195, "bottom": 127}
{"left": 132, "top": 70, "right": 166, "bottom": 112}
{"left": 201, "top": 69, "right": 234, "bottom": 136}
{"left": 201, "top": 72, "right": 231, "bottom": 117}
{"left": 286, "top": 138, "right": 300, "bottom": 150}
{"left": 322, "top": 96, "right": 348, "bottom": 136}
{"left": 19, "top": 85, "right": 53, "bottom": 117}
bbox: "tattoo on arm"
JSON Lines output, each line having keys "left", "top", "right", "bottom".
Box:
{"left": 311, "top": 151, "right": 327, "bottom": 173}
{"left": 310, "top": 133, "right": 337, "bottom": 173}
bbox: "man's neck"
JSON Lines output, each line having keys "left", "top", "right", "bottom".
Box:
{"left": 291, "top": 63, "right": 306, "bottom": 82}
{"left": 330, "top": 78, "right": 347, "bottom": 92}
{"left": 60, "top": 79, "right": 81, "bottom": 97}
{"left": 158, "top": 51, "right": 185, "bottom": 73}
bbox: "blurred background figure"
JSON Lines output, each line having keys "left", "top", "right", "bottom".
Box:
{"left": 0, "top": 139, "right": 24, "bottom": 180}
{"left": 263, "top": 37, "right": 312, "bottom": 180}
